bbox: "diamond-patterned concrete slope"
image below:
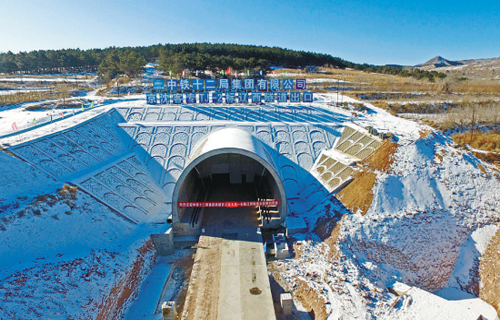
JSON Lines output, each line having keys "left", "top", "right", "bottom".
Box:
{"left": 74, "top": 154, "right": 168, "bottom": 224}
{"left": 333, "top": 124, "right": 383, "bottom": 159}
{"left": 311, "top": 124, "right": 384, "bottom": 193}
{"left": 114, "top": 105, "right": 343, "bottom": 124}
{"left": 7, "top": 110, "right": 169, "bottom": 224}
{"left": 6, "top": 102, "right": 382, "bottom": 223}
{"left": 10, "top": 111, "right": 128, "bottom": 180}
{"left": 112, "top": 103, "right": 355, "bottom": 214}
{"left": 120, "top": 122, "right": 341, "bottom": 211}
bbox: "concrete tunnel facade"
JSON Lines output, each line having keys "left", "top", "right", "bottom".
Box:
{"left": 172, "top": 127, "right": 287, "bottom": 229}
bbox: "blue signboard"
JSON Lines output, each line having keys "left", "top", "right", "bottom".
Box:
{"left": 296, "top": 79, "right": 307, "bottom": 90}
{"left": 251, "top": 92, "right": 261, "bottom": 103}
{"left": 226, "top": 92, "right": 236, "bottom": 104}
{"left": 256, "top": 78, "right": 268, "bottom": 91}
{"left": 199, "top": 92, "right": 209, "bottom": 103}
{"left": 146, "top": 93, "right": 157, "bottom": 104}
{"left": 244, "top": 78, "right": 255, "bottom": 90}
{"left": 179, "top": 79, "right": 191, "bottom": 91}
{"left": 153, "top": 79, "right": 165, "bottom": 91}
{"left": 303, "top": 92, "right": 313, "bottom": 103}
{"left": 166, "top": 79, "right": 177, "bottom": 91}
{"left": 186, "top": 92, "right": 196, "bottom": 104}
{"left": 277, "top": 92, "right": 287, "bottom": 103}
{"left": 264, "top": 92, "right": 274, "bottom": 103}
{"left": 192, "top": 79, "right": 204, "bottom": 91}
{"left": 270, "top": 78, "right": 280, "bottom": 91}
{"left": 239, "top": 92, "right": 249, "bottom": 103}
{"left": 205, "top": 79, "right": 217, "bottom": 90}
{"left": 212, "top": 92, "right": 223, "bottom": 103}
{"left": 173, "top": 93, "right": 183, "bottom": 104}
{"left": 283, "top": 79, "right": 294, "bottom": 90}
{"left": 231, "top": 79, "right": 242, "bottom": 91}
{"left": 146, "top": 77, "right": 310, "bottom": 104}
{"left": 290, "top": 92, "right": 301, "bottom": 103}
{"left": 218, "top": 79, "right": 229, "bottom": 90}
{"left": 159, "top": 93, "right": 170, "bottom": 104}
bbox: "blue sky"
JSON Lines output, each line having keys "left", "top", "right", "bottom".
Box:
{"left": 0, "top": 0, "right": 499, "bottom": 65}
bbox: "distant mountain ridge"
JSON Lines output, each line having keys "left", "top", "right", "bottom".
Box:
{"left": 414, "top": 55, "right": 500, "bottom": 79}
{"left": 416, "top": 56, "right": 463, "bottom": 69}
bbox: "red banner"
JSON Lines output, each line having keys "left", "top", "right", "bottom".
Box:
{"left": 178, "top": 200, "right": 279, "bottom": 208}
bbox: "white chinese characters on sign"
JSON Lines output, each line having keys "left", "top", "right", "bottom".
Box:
{"left": 180, "top": 79, "right": 191, "bottom": 90}
{"left": 277, "top": 92, "right": 287, "bottom": 102}
{"left": 257, "top": 78, "right": 267, "bottom": 90}
{"left": 192, "top": 79, "right": 204, "bottom": 90}
{"left": 239, "top": 92, "right": 249, "bottom": 103}
{"left": 159, "top": 93, "right": 169, "bottom": 104}
{"left": 226, "top": 92, "right": 236, "bottom": 104}
{"left": 290, "top": 92, "right": 301, "bottom": 103}
{"left": 146, "top": 93, "right": 157, "bottom": 104}
{"left": 199, "top": 92, "right": 209, "bottom": 103}
{"left": 244, "top": 78, "right": 255, "bottom": 90}
{"left": 303, "top": 92, "right": 313, "bottom": 103}
{"left": 146, "top": 77, "right": 312, "bottom": 103}
{"left": 212, "top": 92, "right": 223, "bottom": 103}
{"left": 205, "top": 79, "right": 217, "bottom": 90}
{"left": 283, "top": 79, "right": 294, "bottom": 90}
{"left": 186, "top": 92, "right": 196, "bottom": 104}
{"left": 173, "top": 93, "right": 183, "bottom": 104}
{"left": 178, "top": 200, "right": 279, "bottom": 208}
{"left": 166, "top": 79, "right": 177, "bottom": 90}
{"left": 231, "top": 79, "right": 242, "bottom": 90}
{"left": 296, "top": 79, "right": 307, "bottom": 90}
{"left": 218, "top": 79, "right": 229, "bottom": 90}
{"left": 264, "top": 92, "right": 274, "bottom": 103}
{"left": 251, "top": 92, "right": 261, "bottom": 103}
{"left": 270, "top": 78, "right": 280, "bottom": 91}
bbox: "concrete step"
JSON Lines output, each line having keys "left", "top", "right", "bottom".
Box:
{"left": 174, "top": 235, "right": 199, "bottom": 248}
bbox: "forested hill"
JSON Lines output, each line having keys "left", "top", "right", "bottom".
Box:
{"left": 0, "top": 43, "right": 346, "bottom": 76}
{"left": 0, "top": 43, "right": 445, "bottom": 82}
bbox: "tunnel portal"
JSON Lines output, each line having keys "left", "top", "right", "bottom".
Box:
{"left": 172, "top": 128, "right": 287, "bottom": 233}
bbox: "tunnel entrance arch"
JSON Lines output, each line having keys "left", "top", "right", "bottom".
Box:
{"left": 172, "top": 128, "right": 286, "bottom": 232}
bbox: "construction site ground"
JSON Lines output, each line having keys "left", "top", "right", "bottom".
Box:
{"left": 180, "top": 181, "right": 276, "bottom": 320}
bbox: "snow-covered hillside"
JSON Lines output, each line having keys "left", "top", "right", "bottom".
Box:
{"left": 1, "top": 73, "right": 499, "bottom": 319}
{"left": 272, "top": 96, "right": 500, "bottom": 319}
{"left": 0, "top": 155, "right": 159, "bottom": 318}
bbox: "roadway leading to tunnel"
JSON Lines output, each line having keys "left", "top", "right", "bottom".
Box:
{"left": 181, "top": 228, "right": 275, "bottom": 320}
{"left": 181, "top": 180, "right": 276, "bottom": 320}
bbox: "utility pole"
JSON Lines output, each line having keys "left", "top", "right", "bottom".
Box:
{"left": 336, "top": 76, "right": 339, "bottom": 107}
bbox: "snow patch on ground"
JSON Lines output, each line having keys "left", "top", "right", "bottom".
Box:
{"left": 380, "top": 283, "right": 497, "bottom": 320}
{"left": 448, "top": 224, "right": 499, "bottom": 292}
{"left": 275, "top": 94, "right": 500, "bottom": 318}
{"left": 1, "top": 77, "right": 499, "bottom": 319}
{"left": 0, "top": 144, "right": 166, "bottom": 319}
